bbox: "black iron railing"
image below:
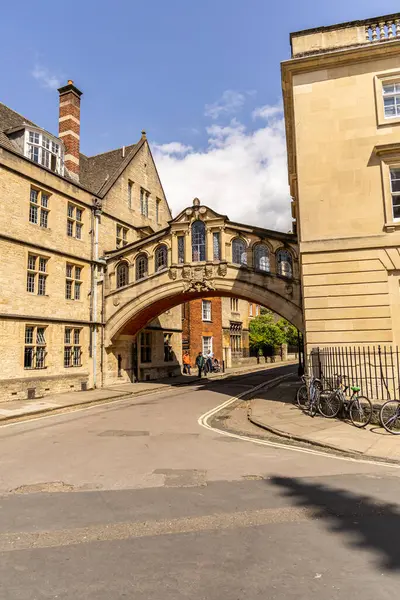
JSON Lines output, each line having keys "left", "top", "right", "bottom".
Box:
{"left": 308, "top": 346, "right": 400, "bottom": 401}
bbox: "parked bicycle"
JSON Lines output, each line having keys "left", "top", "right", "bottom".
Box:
{"left": 379, "top": 399, "right": 400, "bottom": 434}
{"left": 296, "top": 374, "right": 330, "bottom": 417}
{"left": 323, "top": 375, "right": 373, "bottom": 428}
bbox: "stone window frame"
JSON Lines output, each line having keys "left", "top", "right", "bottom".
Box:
{"left": 155, "top": 245, "right": 168, "bottom": 272}
{"left": 276, "top": 248, "right": 293, "bottom": 279}
{"left": 140, "top": 188, "right": 149, "bottom": 217}
{"left": 202, "top": 300, "right": 212, "bottom": 322}
{"left": 253, "top": 243, "right": 271, "bottom": 272}
{"left": 24, "top": 324, "right": 47, "bottom": 369}
{"left": 140, "top": 331, "right": 152, "bottom": 363}
{"left": 66, "top": 262, "right": 83, "bottom": 300}
{"left": 202, "top": 336, "right": 213, "bottom": 355}
{"left": 374, "top": 71, "right": 400, "bottom": 127}
{"left": 64, "top": 327, "right": 82, "bottom": 368}
{"left": 67, "top": 202, "right": 84, "bottom": 239}
{"left": 116, "top": 261, "right": 129, "bottom": 289}
{"left": 374, "top": 144, "right": 400, "bottom": 231}
{"left": 26, "top": 253, "right": 48, "bottom": 295}
{"left": 29, "top": 186, "right": 50, "bottom": 229}
{"left": 231, "top": 237, "right": 248, "bottom": 266}
{"left": 116, "top": 224, "right": 128, "bottom": 249}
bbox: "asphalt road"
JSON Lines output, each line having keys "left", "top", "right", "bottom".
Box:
{"left": 1, "top": 365, "right": 400, "bottom": 599}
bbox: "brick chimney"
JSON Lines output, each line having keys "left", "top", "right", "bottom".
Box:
{"left": 57, "top": 80, "right": 82, "bottom": 180}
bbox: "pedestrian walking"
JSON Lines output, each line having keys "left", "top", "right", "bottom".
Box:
{"left": 195, "top": 352, "right": 205, "bottom": 378}
{"left": 205, "top": 350, "right": 213, "bottom": 374}
{"left": 182, "top": 351, "right": 191, "bottom": 375}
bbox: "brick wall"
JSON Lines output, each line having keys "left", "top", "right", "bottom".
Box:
{"left": 182, "top": 297, "right": 223, "bottom": 364}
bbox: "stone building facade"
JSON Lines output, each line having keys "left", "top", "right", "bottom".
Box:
{"left": 282, "top": 12, "right": 400, "bottom": 350}
{"left": 0, "top": 81, "right": 182, "bottom": 401}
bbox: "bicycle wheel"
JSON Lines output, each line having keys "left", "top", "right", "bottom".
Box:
{"left": 349, "top": 395, "right": 373, "bottom": 428}
{"left": 296, "top": 385, "right": 309, "bottom": 411}
{"left": 380, "top": 400, "right": 400, "bottom": 435}
{"left": 318, "top": 391, "right": 341, "bottom": 418}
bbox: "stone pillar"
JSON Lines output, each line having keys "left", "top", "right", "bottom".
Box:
{"left": 224, "top": 346, "right": 232, "bottom": 369}
{"left": 184, "top": 230, "right": 191, "bottom": 263}
{"left": 281, "top": 343, "right": 288, "bottom": 362}
{"left": 220, "top": 227, "right": 226, "bottom": 261}
{"left": 171, "top": 232, "right": 178, "bottom": 264}
{"left": 206, "top": 227, "right": 213, "bottom": 262}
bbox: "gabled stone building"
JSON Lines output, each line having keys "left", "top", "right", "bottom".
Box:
{"left": 0, "top": 81, "right": 182, "bottom": 401}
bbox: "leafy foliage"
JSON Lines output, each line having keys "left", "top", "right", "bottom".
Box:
{"left": 249, "top": 310, "right": 298, "bottom": 356}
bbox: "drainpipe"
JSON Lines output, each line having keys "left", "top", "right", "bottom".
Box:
{"left": 92, "top": 200, "right": 102, "bottom": 388}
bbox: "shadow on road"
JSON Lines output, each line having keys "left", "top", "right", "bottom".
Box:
{"left": 269, "top": 475, "right": 400, "bottom": 571}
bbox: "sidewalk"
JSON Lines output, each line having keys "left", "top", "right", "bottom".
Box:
{"left": 248, "top": 376, "right": 400, "bottom": 462}
{"left": 0, "top": 361, "right": 296, "bottom": 426}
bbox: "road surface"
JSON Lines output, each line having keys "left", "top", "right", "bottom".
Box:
{"left": 1, "top": 365, "right": 399, "bottom": 599}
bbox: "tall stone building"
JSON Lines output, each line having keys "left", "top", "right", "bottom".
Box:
{"left": 282, "top": 13, "right": 400, "bottom": 349}
{"left": 0, "top": 81, "right": 182, "bottom": 401}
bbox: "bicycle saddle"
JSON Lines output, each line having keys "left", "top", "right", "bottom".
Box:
{"left": 351, "top": 385, "right": 361, "bottom": 392}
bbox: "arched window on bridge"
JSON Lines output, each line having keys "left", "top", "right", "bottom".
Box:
{"left": 276, "top": 249, "right": 293, "bottom": 278}
{"left": 155, "top": 245, "right": 168, "bottom": 272}
{"left": 192, "top": 220, "right": 206, "bottom": 261}
{"left": 232, "top": 238, "right": 247, "bottom": 266}
{"left": 254, "top": 244, "right": 270, "bottom": 272}
{"left": 136, "top": 254, "right": 148, "bottom": 281}
{"left": 116, "top": 261, "right": 129, "bottom": 288}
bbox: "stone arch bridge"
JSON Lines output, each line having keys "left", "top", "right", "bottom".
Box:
{"left": 104, "top": 199, "right": 301, "bottom": 349}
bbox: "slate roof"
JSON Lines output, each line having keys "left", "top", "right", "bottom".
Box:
{"left": 0, "top": 102, "right": 142, "bottom": 195}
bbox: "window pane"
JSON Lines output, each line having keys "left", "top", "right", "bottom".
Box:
{"left": 213, "top": 232, "right": 221, "bottom": 260}
{"left": 177, "top": 236, "right": 185, "bottom": 263}
{"left": 67, "top": 220, "right": 73, "bottom": 237}
{"left": 255, "top": 244, "right": 270, "bottom": 271}
{"left": 42, "top": 137, "right": 50, "bottom": 150}
{"left": 74, "top": 282, "right": 81, "bottom": 300}
{"left": 27, "top": 273, "right": 35, "bottom": 293}
{"left": 30, "top": 189, "right": 38, "bottom": 204}
{"left": 383, "top": 84, "right": 395, "bottom": 95}
{"left": 155, "top": 246, "right": 167, "bottom": 271}
{"left": 64, "top": 346, "right": 72, "bottom": 367}
{"left": 29, "top": 131, "right": 40, "bottom": 144}
{"left": 66, "top": 280, "right": 72, "bottom": 299}
{"left": 38, "top": 274, "right": 46, "bottom": 295}
{"left": 67, "top": 204, "right": 74, "bottom": 218}
{"left": 37, "top": 328, "right": 46, "bottom": 344}
{"left": 42, "top": 150, "right": 50, "bottom": 169}
{"left": 76, "top": 208, "right": 83, "bottom": 222}
{"left": 40, "top": 209, "right": 48, "bottom": 228}
{"left": 192, "top": 221, "right": 206, "bottom": 261}
{"left": 75, "top": 266, "right": 82, "bottom": 280}
{"left": 117, "top": 263, "right": 128, "bottom": 288}
{"left": 65, "top": 328, "right": 71, "bottom": 344}
{"left": 25, "top": 327, "right": 34, "bottom": 344}
{"left": 41, "top": 194, "right": 49, "bottom": 208}
{"left": 29, "top": 146, "right": 39, "bottom": 163}
{"left": 277, "top": 250, "right": 293, "bottom": 278}
{"left": 384, "top": 98, "right": 396, "bottom": 117}
{"left": 202, "top": 300, "right": 211, "bottom": 321}
{"left": 74, "top": 329, "right": 80, "bottom": 345}
{"left": 28, "top": 255, "right": 36, "bottom": 270}
{"left": 39, "top": 258, "right": 47, "bottom": 272}
{"left": 29, "top": 204, "right": 38, "bottom": 224}
{"left": 75, "top": 223, "right": 82, "bottom": 239}
{"left": 24, "top": 347, "right": 34, "bottom": 368}
{"left": 393, "top": 202, "right": 400, "bottom": 219}
{"left": 136, "top": 256, "right": 148, "bottom": 280}
{"left": 36, "top": 347, "right": 45, "bottom": 368}
{"left": 232, "top": 239, "right": 247, "bottom": 265}
{"left": 73, "top": 346, "right": 81, "bottom": 366}
{"left": 66, "top": 264, "right": 73, "bottom": 278}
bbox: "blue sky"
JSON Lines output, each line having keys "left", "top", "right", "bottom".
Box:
{"left": 2, "top": 0, "right": 399, "bottom": 226}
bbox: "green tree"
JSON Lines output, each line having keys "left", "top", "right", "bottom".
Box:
{"left": 249, "top": 311, "right": 285, "bottom": 356}
{"left": 276, "top": 318, "right": 298, "bottom": 347}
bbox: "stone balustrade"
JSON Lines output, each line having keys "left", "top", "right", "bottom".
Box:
{"left": 366, "top": 18, "right": 400, "bottom": 42}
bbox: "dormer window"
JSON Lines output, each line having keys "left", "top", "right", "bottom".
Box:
{"left": 25, "top": 129, "right": 64, "bottom": 175}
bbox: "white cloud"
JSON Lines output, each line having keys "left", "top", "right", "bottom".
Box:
{"left": 153, "top": 106, "right": 292, "bottom": 232}
{"left": 252, "top": 103, "right": 283, "bottom": 120}
{"left": 204, "top": 90, "right": 246, "bottom": 119}
{"left": 153, "top": 142, "right": 193, "bottom": 155}
{"left": 31, "top": 64, "right": 62, "bottom": 90}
